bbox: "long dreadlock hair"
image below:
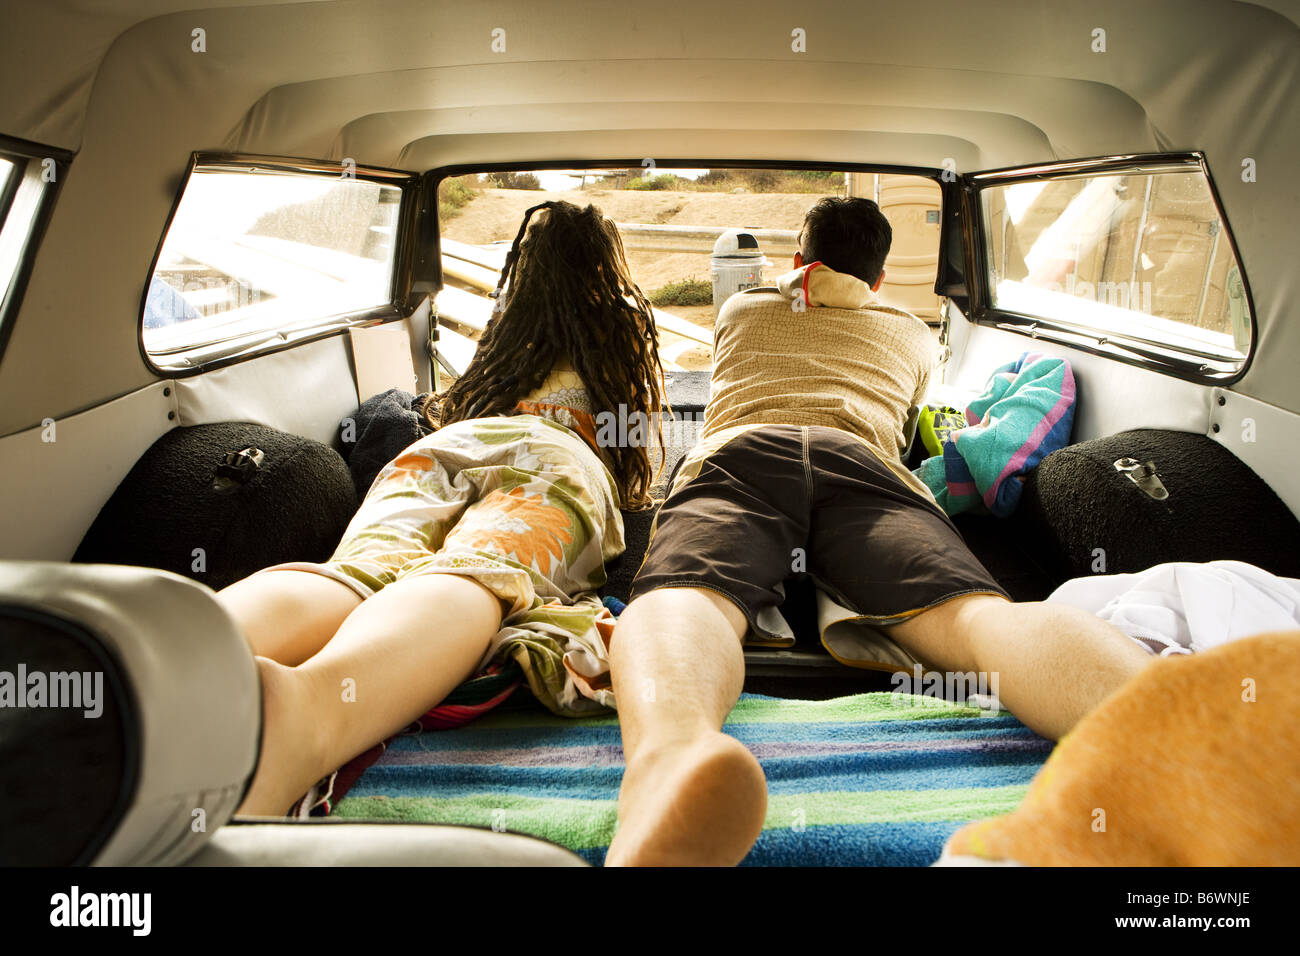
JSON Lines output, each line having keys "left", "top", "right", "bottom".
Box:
{"left": 421, "top": 200, "right": 666, "bottom": 508}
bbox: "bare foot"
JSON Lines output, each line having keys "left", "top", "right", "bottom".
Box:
{"left": 236, "top": 657, "right": 330, "bottom": 817}
{"left": 604, "top": 732, "right": 767, "bottom": 866}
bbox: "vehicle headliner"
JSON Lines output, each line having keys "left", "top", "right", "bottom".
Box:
{"left": 0, "top": 0, "right": 1296, "bottom": 434}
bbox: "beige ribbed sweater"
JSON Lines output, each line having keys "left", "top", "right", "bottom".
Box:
{"left": 688, "top": 261, "right": 937, "bottom": 500}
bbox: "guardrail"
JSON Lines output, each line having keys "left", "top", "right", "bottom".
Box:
{"left": 438, "top": 239, "right": 713, "bottom": 349}
{"left": 445, "top": 225, "right": 799, "bottom": 264}
{"left": 614, "top": 223, "right": 799, "bottom": 258}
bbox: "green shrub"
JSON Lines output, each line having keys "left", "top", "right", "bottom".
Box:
{"left": 438, "top": 175, "right": 479, "bottom": 221}
{"left": 695, "top": 169, "right": 737, "bottom": 187}
{"left": 648, "top": 278, "right": 713, "bottom": 307}
{"left": 626, "top": 173, "right": 679, "bottom": 191}
{"left": 773, "top": 170, "right": 845, "bottom": 193}
{"left": 686, "top": 169, "right": 845, "bottom": 193}
{"left": 484, "top": 171, "right": 541, "bottom": 190}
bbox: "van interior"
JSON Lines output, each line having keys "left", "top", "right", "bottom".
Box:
{"left": 1, "top": 0, "right": 1297, "bottom": 868}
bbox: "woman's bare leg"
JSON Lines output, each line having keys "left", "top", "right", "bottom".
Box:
{"left": 215, "top": 569, "right": 363, "bottom": 665}
{"left": 236, "top": 573, "right": 504, "bottom": 816}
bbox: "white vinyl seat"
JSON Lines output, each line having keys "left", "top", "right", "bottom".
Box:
{"left": 0, "top": 561, "right": 587, "bottom": 867}
{"left": 187, "top": 821, "right": 588, "bottom": 867}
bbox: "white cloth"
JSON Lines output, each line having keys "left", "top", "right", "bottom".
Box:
{"left": 1045, "top": 560, "right": 1300, "bottom": 656}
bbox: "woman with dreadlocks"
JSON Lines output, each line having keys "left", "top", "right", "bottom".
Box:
{"left": 217, "top": 201, "right": 665, "bottom": 816}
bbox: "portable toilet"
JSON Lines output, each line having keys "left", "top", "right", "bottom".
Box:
{"left": 710, "top": 229, "right": 770, "bottom": 320}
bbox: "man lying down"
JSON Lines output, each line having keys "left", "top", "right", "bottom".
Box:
{"left": 603, "top": 197, "right": 1152, "bottom": 867}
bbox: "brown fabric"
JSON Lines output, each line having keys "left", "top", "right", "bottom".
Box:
{"left": 630, "top": 424, "right": 1008, "bottom": 639}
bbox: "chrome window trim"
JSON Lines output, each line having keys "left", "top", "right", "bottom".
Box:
{"left": 965, "top": 151, "right": 1258, "bottom": 386}
{"left": 138, "top": 151, "right": 420, "bottom": 377}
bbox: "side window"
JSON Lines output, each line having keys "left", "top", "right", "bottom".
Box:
{"left": 144, "top": 159, "right": 410, "bottom": 370}
{"left": 0, "top": 147, "right": 61, "bottom": 353}
{"left": 980, "top": 165, "right": 1251, "bottom": 374}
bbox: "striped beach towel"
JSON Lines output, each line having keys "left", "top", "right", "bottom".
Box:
{"left": 331, "top": 691, "right": 1052, "bottom": 865}
{"left": 915, "top": 352, "right": 1076, "bottom": 517}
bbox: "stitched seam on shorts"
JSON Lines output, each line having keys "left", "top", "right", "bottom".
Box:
{"left": 800, "top": 426, "right": 815, "bottom": 498}
{"left": 626, "top": 427, "right": 758, "bottom": 585}
{"left": 838, "top": 587, "right": 1012, "bottom": 625}
{"left": 806, "top": 424, "right": 948, "bottom": 520}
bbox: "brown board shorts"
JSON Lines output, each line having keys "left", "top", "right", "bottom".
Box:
{"left": 629, "top": 424, "right": 1009, "bottom": 638}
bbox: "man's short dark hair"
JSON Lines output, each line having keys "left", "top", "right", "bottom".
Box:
{"left": 798, "top": 197, "right": 892, "bottom": 285}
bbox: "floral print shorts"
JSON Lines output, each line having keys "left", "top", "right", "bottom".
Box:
{"left": 264, "top": 413, "right": 624, "bottom": 716}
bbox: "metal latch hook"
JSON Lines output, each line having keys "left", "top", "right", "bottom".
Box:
{"left": 1114, "top": 457, "right": 1169, "bottom": 501}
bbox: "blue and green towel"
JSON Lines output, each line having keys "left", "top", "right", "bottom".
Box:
{"left": 915, "top": 352, "right": 1076, "bottom": 517}
{"left": 332, "top": 691, "right": 1052, "bottom": 866}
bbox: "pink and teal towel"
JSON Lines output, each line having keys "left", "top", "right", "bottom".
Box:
{"left": 330, "top": 692, "right": 1051, "bottom": 866}
{"left": 914, "top": 352, "right": 1076, "bottom": 517}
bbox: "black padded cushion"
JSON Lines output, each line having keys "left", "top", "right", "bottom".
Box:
{"left": 339, "top": 388, "right": 432, "bottom": 500}
{"left": 1012, "top": 428, "right": 1300, "bottom": 582}
{"left": 74, "top": 422, "right": 358, "bottom": 590}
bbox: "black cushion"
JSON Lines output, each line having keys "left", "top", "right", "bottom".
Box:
{"left": 339, "top": 388, "right": 432, "bottom": 500}
{"left": 1011, "top": 428, "right": 1300, "bottom": 582}
{"left": 600, "top": 413, "right": 704, "bottom": 604}
{"left": 74, "top": 422, "right": 358, "bottom": 591}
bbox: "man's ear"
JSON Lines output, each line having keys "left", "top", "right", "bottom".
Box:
{"left": 871, "top": 268, "right": 886, "bottom": 293}
{"left": 793, "top": 251, "right": 804, "bottom": 269}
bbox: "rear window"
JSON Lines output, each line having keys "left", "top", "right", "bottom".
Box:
{"left": 981, "top": 166, "right": 1251, "bottom": 373}
{"left": 144, "top": 162, "right": 404, "bottom": 369}
{"left": 434, "top": 167, "right": 943, "bottom": 379}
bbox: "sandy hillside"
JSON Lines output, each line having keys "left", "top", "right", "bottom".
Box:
{"left": 444, "top": 187, "right": 824, "bottom": 300}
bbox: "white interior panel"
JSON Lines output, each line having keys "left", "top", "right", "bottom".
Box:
{"left": 172, "top": 333, "right": 361, "bottom": 446}
{"left": 407, "top": 297, "right": 434, "bottom": 394}
{"left": 1210, "top": 387, "right": 1300, "bottom": 520}
{"left": 940, "top": 306, "right": 1212, "bottom": 442}
{"left": 0, "top": 382, "right": 174, "bottom": 561}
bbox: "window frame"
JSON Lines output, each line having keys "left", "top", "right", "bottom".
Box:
{"left": 425, "top": 158, "right": 962, "bottom": 295}
{"left": 423, "top": 159, "right": 962, "bottom": 381}
{"left": 139, "top": 151, "right": 422, "bottom": 377}
{"left": 0, "top": 134, "right": 73, "bottom": 368}
{"left": 961, "top": 151, "right": 1257, "bottom": 385}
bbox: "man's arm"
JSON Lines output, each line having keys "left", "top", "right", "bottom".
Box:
{"left": 902, "top": 403, "right": 922, "bottom": 453}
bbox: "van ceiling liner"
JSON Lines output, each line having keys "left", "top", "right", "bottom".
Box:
{"left": 0, "top": 1, "right": 1296, "bottom": 434}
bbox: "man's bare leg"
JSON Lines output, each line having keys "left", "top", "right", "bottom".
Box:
{"left": 604, "top": 587, "right": 767, "bottom": 866}
{"left": 884, "top": 594, "right": 1151, "bottom": 741}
